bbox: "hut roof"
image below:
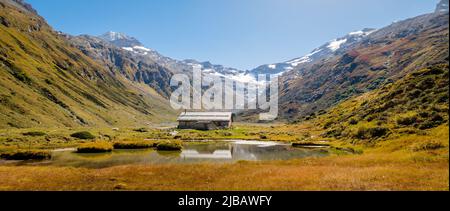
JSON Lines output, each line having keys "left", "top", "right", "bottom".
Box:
{"left": 177, "top": 112, "right": 233, "bottom": 122}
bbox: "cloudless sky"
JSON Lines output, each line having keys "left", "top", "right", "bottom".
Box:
{"left": 27, "top": 0, "right": 438, "bottom": 70}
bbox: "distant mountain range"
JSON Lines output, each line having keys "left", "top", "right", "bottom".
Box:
{"left": 249, "top": 28, "right": 377, "bottom": 76}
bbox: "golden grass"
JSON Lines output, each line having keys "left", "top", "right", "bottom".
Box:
{"left": 77, "top": 141, "right": 113, "bottom": 153}
{"left": 0, "top": 152, "right": 447, "bottom": 191}
{"left": 156, "top": 141, "right": 182, "bottom": 151}
{"left": 113, "top": 141, "right": 157, "bottom": 149}
{"left": 0, "top": 124, "right": 447, "bottom": 191}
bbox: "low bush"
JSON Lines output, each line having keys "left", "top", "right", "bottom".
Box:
{"left": 71, "top": 131, "right": 96, "bottom": 140}
{"left": 355, "top": 127, "right": 389, "bottom": 139}
{"left": 113, "top": 141, "right": 157, "bottom": 149}
{"left": 323, "top": 121, "right": 334, "bottom": 129}
{"left": 323, "top": 128, "right": 343, "bottom": 138}
{"left": 259, "top": 134, "right": 268, "bottom": 139}
{"left": 418, "top": 114, "right": 446, "bottom": 129}
{"left": 156, "top": 141, "right": 183, "bottom": 151}
{"left": 77, "top": 142, "right": 113, "bottom": 153}
{"left": 23, "top": 131, "right": 47, "bottom": 137}
{"left": 412, "top": 141, "right": 445, "bottom": 152}
{"left": 349, "top": 118, "right": 358, "bottom": 125}
{"left": 397, "top": 116, "right": 418, "bottom": 126}
{"left": 0, "top": 150, "right": 51, "bottom": 160}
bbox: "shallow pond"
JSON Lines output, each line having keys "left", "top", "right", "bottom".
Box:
{"left": 8, "top": 141, "right": 331, "bottom": 169}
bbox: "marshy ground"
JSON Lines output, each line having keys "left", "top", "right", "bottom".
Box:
{"left": 0, "top": 123, "right": 448, "bottom": 191}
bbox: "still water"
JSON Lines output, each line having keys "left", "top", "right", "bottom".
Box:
{"left": 14, "top": 141, "right": 331, "bottom": 169}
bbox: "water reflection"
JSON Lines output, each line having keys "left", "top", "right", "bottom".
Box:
{"left": 9, "top": 141, "right": 330, "bottom": 169}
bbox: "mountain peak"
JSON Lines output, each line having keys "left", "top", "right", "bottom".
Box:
{"left": 436, "top": 0, "right": 449, "bottom": 13}
{"left": 99, "top": 31, "right": 129, "bottom": 41}
{"left": 98, "top": 31, "right": 142, "bottom": 48}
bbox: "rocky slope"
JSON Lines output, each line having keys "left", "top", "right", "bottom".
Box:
{"left": 276, "top": 9, "right": 449, "bottom": 120}
{"left": 67, "top": 34, "right": 174, "bottom": 98}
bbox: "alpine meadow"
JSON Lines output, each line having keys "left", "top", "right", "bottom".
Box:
{"left": 0, "top": 0, "right": 448, "bottom": 191}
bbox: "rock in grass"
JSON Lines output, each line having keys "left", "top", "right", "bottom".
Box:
{"left": 0, "top": 150, "right": 51, "bottom": 160}
{"left": 77, "top": 141, "right": 113, "bottom": 153}
{"left": 156, "top": 141, "right": 183, "bottom": 151}
{"left": 71, "top": 131, "right": 96, "bottom": 140}
{"left": 113, "top": 141, "right": 157, "bottom": 149}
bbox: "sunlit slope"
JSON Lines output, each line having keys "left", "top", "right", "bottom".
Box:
{"left": 0, "top": 0, "right": 176, "bottom": 128}
{"left": 313, "top": 64, "right": 449, "bottom": 142}
{"left": 278, "top": 12, "right": 449, "bottom": 120}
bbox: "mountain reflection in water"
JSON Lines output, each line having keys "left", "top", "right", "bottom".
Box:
{"left": 9, "top": 141, "right": 330, "bottom": 169}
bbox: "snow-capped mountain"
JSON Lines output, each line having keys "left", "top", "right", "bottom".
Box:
{"left": 249, "top": 28, "right": 377, "bottom": 76}
{"left": 435, "top": 0, "right": 449, "bottom": 13}
{"left": 98, "top": 31, "right": 143, "bottom": 48}
{"left": 97, "top": 31, "right": 262, "bottom": 84}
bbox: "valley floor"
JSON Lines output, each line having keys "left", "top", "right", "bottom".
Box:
{"left": 0, "top": 152, "right": 448, "bottom": 191}
{"left": 0, "top": 123, "right": 448, "bottom": 191}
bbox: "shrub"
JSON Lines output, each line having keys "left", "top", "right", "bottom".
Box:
{"left": 419, "top": 114, "right": 445, "bottom": 129}
{"left": 259, "top": 134, "right": 268, "bottom": 139}
{"left": 349, "top": 118, "right": 358, "bottom": 125}
{"left": 323, "top": 128, "right": 343, "bottom": 138}
{"left": 156, "top": 141, "right": 183, "bottom": 151}
{"left": 430, "top": 114, "right": 444, "bottom": 123}
{"left": 77, "top": 142, "right": 113, "bottom": 153}
{"left": 113, "top": 141, "right": 156, "bottom": 149}
{"left": 412, "top": 141, "right": 445, "bottom": 152}
{"left": 416, "top": 78, "right": 435, "bottom": 90}
{"left": 396, "top": 116, "right": 418, "bottom": 126}
{"left": 23, "top": 131, "right": 47, "bottom": 137}
{"left": 407, "top": 89, "right": 422, "bottom": 99}
{"left": 355, "top": 127, "right": 389, "bottom": 139}
{"left": 0, "top": 150, "right": 51, "bottom": 160}
{"left": 323, "top": 121, "right": 334, "bottom": 129}
{"left": 71, "top": 131, "right": 96, "bottom": 140}
{"left": 419, "top": 112, "right": 430, "bottom": 118}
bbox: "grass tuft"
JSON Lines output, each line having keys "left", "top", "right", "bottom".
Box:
{"left": 77, "top": 141, "right": 113, "bottom": 153}
{"left": 113, "top": 141, "right": 157, "bottom": 149}
{"left": 156, "top": 141, "right": 183, "bottom": 151}
{"left": 0, "top": 150, "right": 51, "bottom": 160}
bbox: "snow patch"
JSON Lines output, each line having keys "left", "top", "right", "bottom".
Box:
{"left": 133, "top": 46, "right": 151, "bottom": 52}
{"left": 122, "top": 47, "right": 133, "bottom": 51}
{"left": 327, "top": 39, "right": 347, "bottom": 51}
{"left": 349, "top": 29, "right": 377, "bottom": 36}
{"left": 287, "top": 56, "right": 311, "bottom": 67}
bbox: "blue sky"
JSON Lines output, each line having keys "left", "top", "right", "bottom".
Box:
{"left": 27, "top": 0, "right": 438, "bottom": 70}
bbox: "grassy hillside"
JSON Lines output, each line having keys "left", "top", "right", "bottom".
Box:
{"left": 312, "top": 64, "right": 448, "bottom": 145}
{"left": 0, "top": 0, "right": 176, "bottom": 129}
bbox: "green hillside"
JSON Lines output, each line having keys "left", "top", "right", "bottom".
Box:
{"left": 313, "top": 63, "right": 449, "bottom": 142}
{"left": 0, "top": 0, "right": 176, "bottom": 129}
